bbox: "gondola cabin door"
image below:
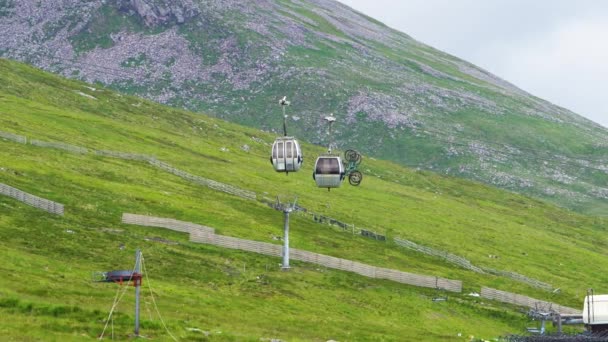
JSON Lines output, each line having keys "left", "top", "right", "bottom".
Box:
{"left": 271, "top": 137, "right": 302, "bottom": 173}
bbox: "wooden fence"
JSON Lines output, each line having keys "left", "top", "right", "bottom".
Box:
{"left": 120, "top": 213, "right": 462, "bottom": 293}
{"left": 480, "top": 287, "right": 579, "bottom": 315}
{"left": 190, "top": 230, "right": 462, "bottom": 292}
{"left": 121, "top": 213, "right": 215, "bottom": 235}
{"left": 0, "top": 182, "right": 64, "bottom": 215}
{"left": 191, "top": 232, "right": 283, "bottom": 257}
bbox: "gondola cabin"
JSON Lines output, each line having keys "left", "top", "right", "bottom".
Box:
{"left": 271, "top": 137, "right": 303, "bottom": 173}
{"left": 313, "top": 155, "right": 345, "bottom": 189}
{"left": 584, "top": 294, "right": 608, "bottom": 333}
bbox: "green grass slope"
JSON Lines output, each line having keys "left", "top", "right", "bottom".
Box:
{"left": 2, "top": 0, "right": 608, "bottom": 214}
{"left": 0, "top": 59, "right": 606, "bottom": 340}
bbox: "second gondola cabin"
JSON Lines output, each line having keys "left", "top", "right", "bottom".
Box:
{"left": 313, "top": 155, "right": 345, "bottom": 189}
{"left": 271, "top": 136, "right": 303, "bottom": 173}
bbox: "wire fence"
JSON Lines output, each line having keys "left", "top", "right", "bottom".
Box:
{"left": 94, "top": 147, "right": 257, "bottom": 201}
{"left": 94, "top": 150, "right": 154, "bottom": 162}
{"left": 480, "top": 287, "right": 579, "bottom": 315}
{"left": 2, "top": 130, "right": 257, "bottom": 201}
{"left": 481, "top": 268, "right": 552, "bottom": 291}
{"left": 30, "top": 139, "right": 89, "bottom": 154}
{"left": 0, "top": 182, "right": 64, "bottom": 215}
{"left": 91, "top": 150, "right": 255, "bottom": 200}
{"left": 0, "top": 130, "right": 27, "bottom": 144}
{"left": 394, "top": 237, "right": 552, "bottom": 290}
{"left": 394, "top": 237, "right": 485, "bottom": 273}
{"left": 148, "top": 159, "right": 257, "bottom": 200}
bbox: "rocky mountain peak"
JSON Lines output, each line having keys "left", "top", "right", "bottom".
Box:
{"left": 114, "top": 0, "right": 200, "bottom": 26}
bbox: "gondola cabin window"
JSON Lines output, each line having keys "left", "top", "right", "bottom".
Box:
{"left": 286, "top": 141, "right": 293, "bottom": 158}
{"left": 316, "top": 157, "right": 340, "bottom": 174}
{"left": 277, "top": 142, "right": 284, "bottom": 158}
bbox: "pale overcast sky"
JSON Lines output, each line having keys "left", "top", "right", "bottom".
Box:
{"left": 339, "top": 0, "right": 608, "bottom": 128}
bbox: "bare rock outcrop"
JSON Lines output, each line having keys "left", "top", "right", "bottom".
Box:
{"left": 114, "top": 0, "right": 200, "bottom": 26}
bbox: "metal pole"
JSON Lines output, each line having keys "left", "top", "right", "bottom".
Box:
{"left": 282, "top": 105, "right": 287, "bottom": 137}
{"left": 134, "top": 249, "right": 141, "bottom": 336}
{"left": 325, "top": 114, "right": 336, "bottom": 154}
{"left": 540, "top": 318, "right": 546, "bottom": 335}
{"left": 279, "top": 96, "right": 289, "bottom": 137}
{"left": 557, "top": 314, "right": 562, "bottom": 335}
{"left": 328, "top": 119, "right": 333, "bottom": 154}
{"left": 282, "top": 209, "right": 290, "bottom": 270}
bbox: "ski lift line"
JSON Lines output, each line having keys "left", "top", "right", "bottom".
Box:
{"left": 141, "top": 255, "right": 178, "bottom": 342}
{"left": 99, "top": 255, "right": 140, "bottom": 340}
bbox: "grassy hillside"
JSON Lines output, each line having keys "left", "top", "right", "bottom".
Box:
{"left": 0, "top": 59, "right": 606, "bottom": 340}
{"left": 2, "top": 0, "right": 608, "bottom": 214}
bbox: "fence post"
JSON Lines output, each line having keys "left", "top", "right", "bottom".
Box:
{"left": 282, "top": 208, "right": 291, "bottom": 270}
